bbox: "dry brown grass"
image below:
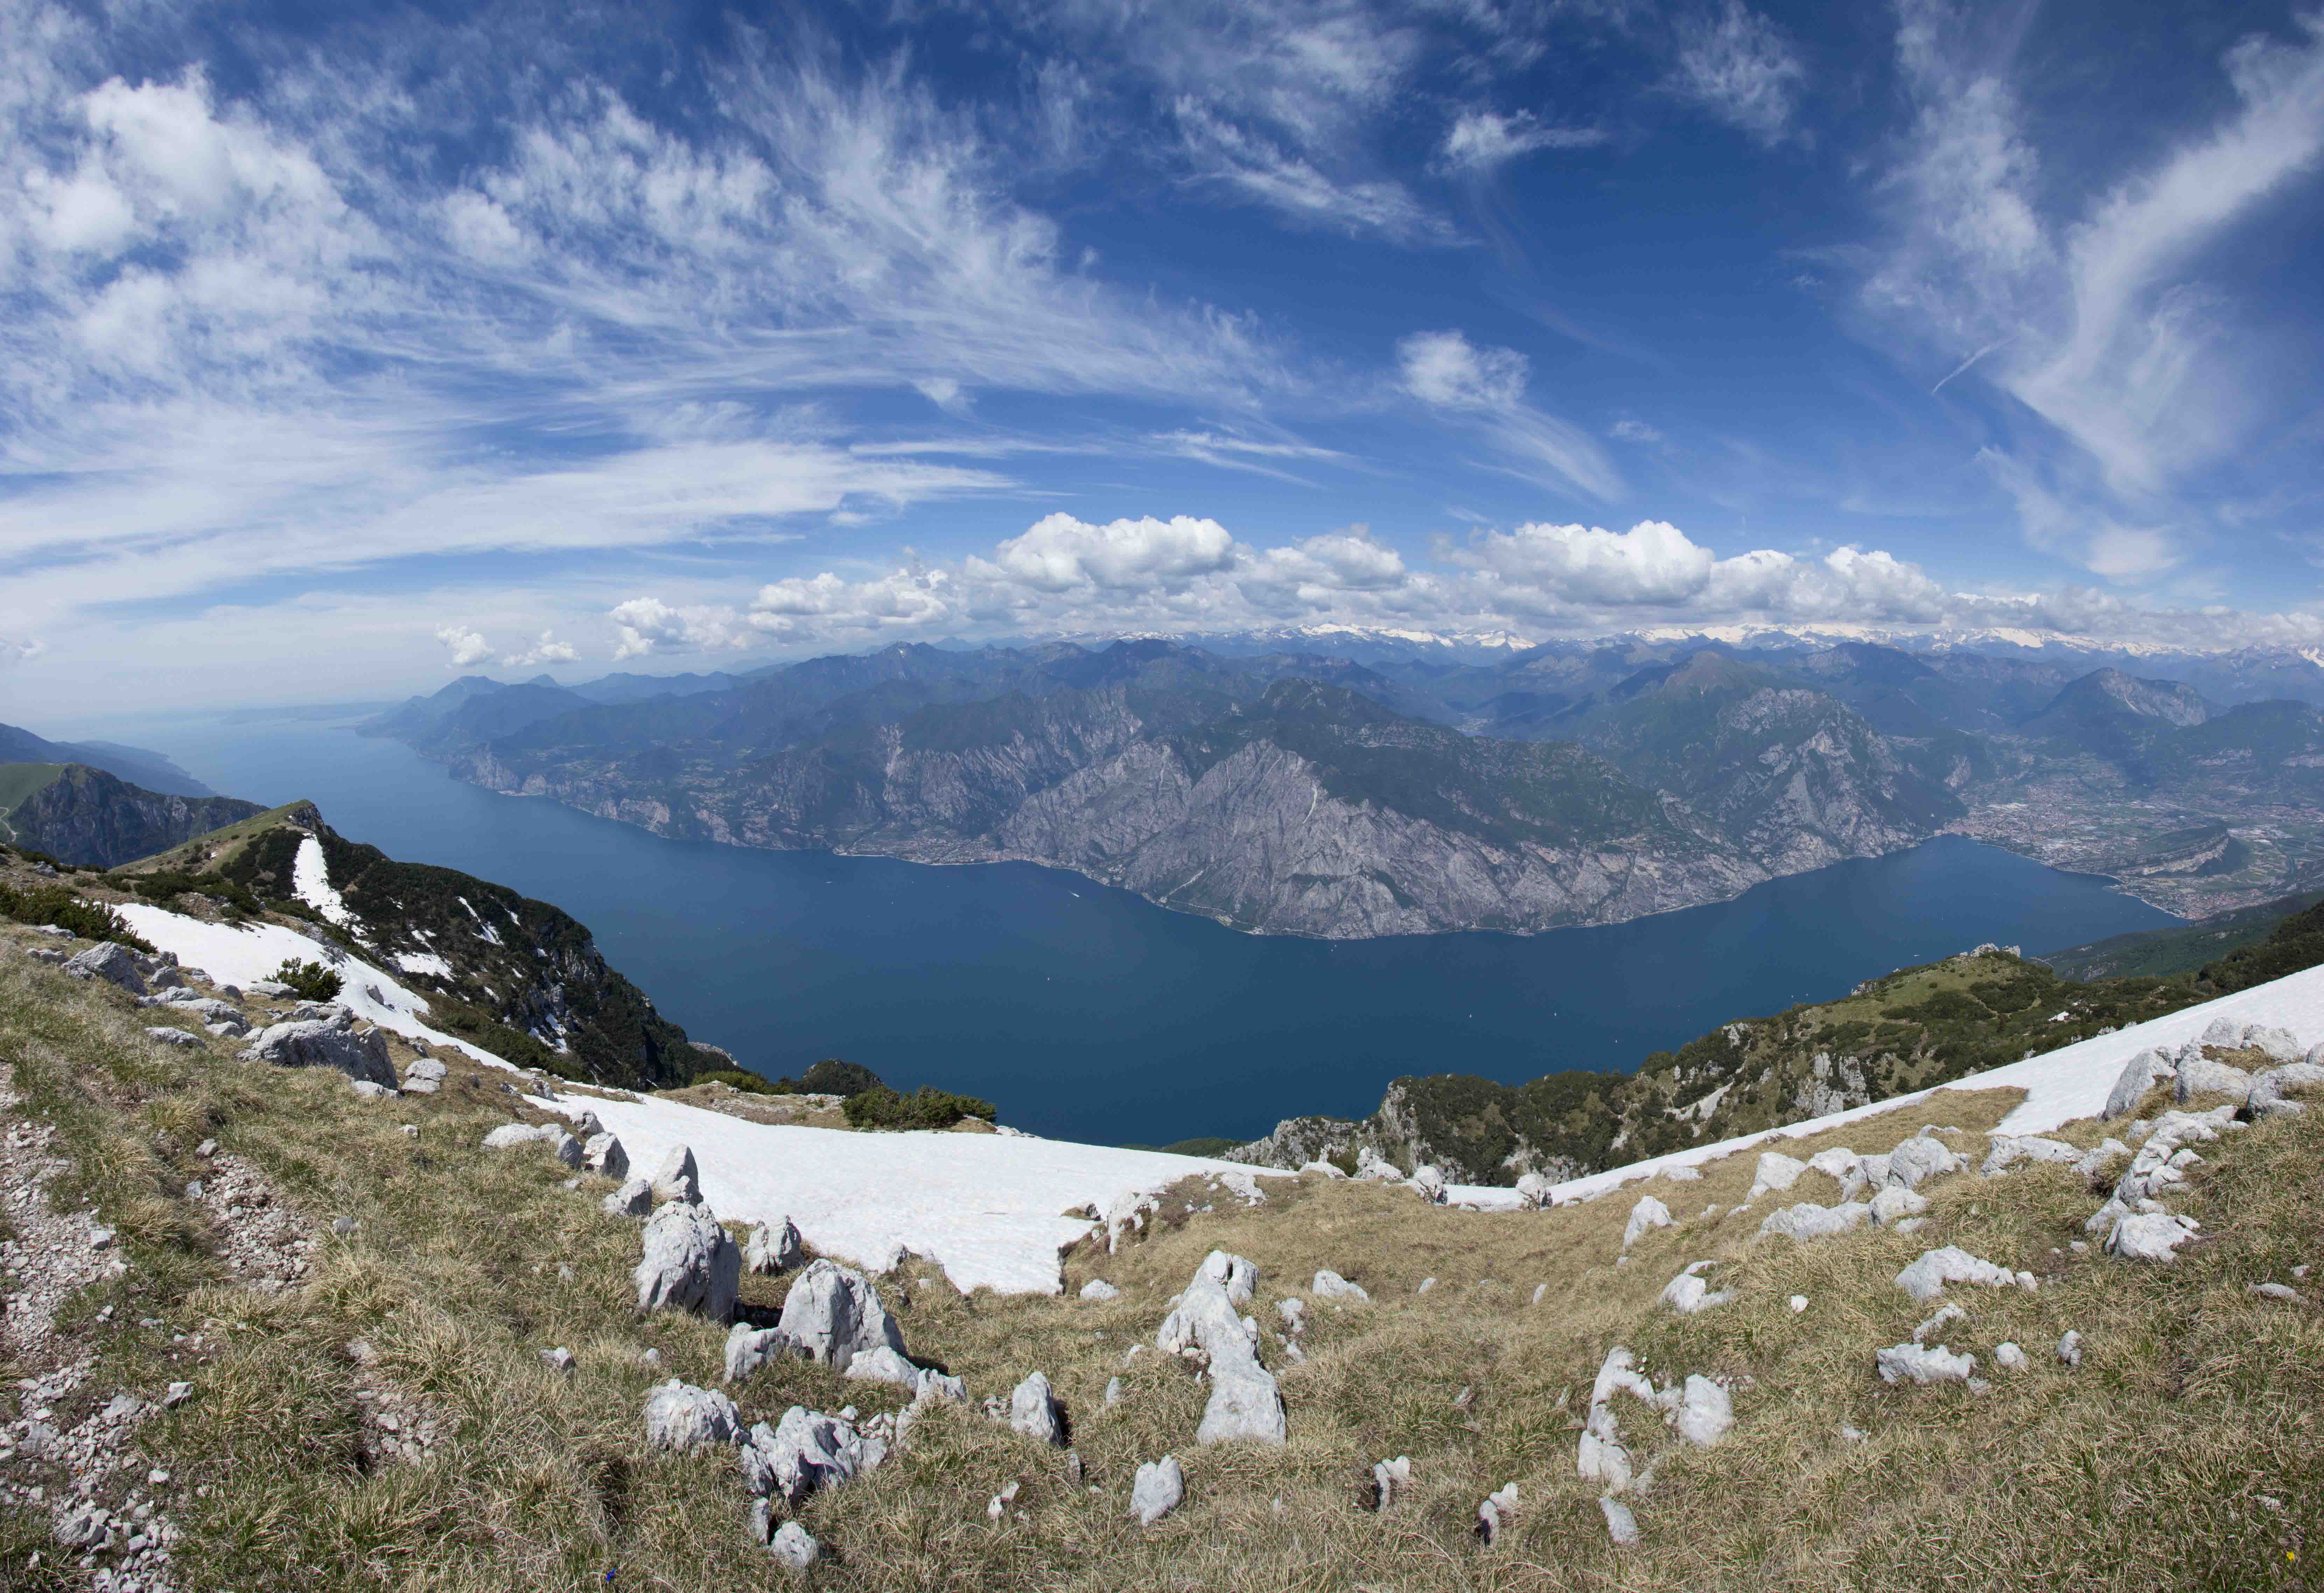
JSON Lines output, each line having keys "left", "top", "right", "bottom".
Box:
{"left": 3, "top": 924, "right": 2318, "bottom": 1591}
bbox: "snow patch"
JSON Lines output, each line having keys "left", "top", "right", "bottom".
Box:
{"left": 394, "top": 951, "right": 453, "bottom": 978}
{"left": 292, "top": 836, "right": 354, "bottom": 928}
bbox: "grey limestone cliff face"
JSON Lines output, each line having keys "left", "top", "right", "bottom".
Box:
{"left": 3, "top": 765, "right": 263, "bottom": 869}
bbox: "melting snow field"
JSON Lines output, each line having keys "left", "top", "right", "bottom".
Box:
{"left": 1544, "top": 962, "right": 2324, "bottom": 1205}
{"left": 113, "top": 904, "right": 509, "bottom": 1068}
{"left": 543, "top": 1091, "right": 1275, "bottom": 1294}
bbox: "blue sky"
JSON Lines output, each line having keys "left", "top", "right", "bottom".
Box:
{"left": 4, "top": 0, "right": 2323, "bottom": 713}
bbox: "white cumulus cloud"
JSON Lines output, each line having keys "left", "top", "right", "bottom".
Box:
{"left": 434, "top": 624, "right": 493, "bottom": 667}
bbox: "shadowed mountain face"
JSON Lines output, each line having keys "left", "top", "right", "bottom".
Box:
{"left": 0, "top": 763, "right": 262, "bottom": 867}
{"left": 0, "top": 723, "right": 216, "bottom": 797}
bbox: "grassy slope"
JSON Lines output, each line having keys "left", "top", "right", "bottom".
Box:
{"left": 4, "top": 927, "right": 2319, "bottom": 1590}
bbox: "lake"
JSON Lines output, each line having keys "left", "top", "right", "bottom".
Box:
{"left": 94, "top": 711, "right": 2177, "bottom": 1145}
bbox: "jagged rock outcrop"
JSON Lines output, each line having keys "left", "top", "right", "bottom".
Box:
{"left": 2, "top": 764, "right": 261, "bottom": 869}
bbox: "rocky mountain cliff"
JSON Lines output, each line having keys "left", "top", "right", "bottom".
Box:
{"left": 370, "top": 641, "right": 1958, "bottom": 938}
{"left": 0, "top": 763, "right": 263, "bottom": 868}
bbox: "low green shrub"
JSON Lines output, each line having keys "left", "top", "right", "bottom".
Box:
{"left": 270, "top": 959, "right": 343, "bottom": 1002}
{"left": 0, "top": 881, "right": 154, "bottom": 952}
{"left": 697, "top": 1068, "right": 789, "bottom": 1096}
{"left": 799, "top": 1058, "right": 883, "bottom": 1097}
{"left": 842, "top": 1083, "right": 999, "bottom": 1131}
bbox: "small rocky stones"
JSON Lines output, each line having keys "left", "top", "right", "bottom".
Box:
{"left": 2249, "top": 1281, "right": 2304, "bottom": 1302}
{"left": 144, "top": 1025, "right": 204, "bottom": 1048}
{"left": 1671, "top": 1374, "right": 1732, "bottom": 1447}
{"left": 1131, "top": 1455, "right": 1184, "bottom": 1525}
{"left": 540, "top": 1346, "right": 576, "bottom": 1379}
{"left": 2250, "top": 1062, "right": 2324, "bottom": 1117}
{"left": 643, "top": 1380, "right": 740, "bottom": 1450}
{"left": 1008, "top": 1371, "right": 1064, "bottom": 1445}
{"left": 1079, "top": 1278, "right": 1120, "bottom": 1301}
{"left": 740, "top": 1405, "right": 887, "bottom": 1504}
{"left": 1368, "top": 1454, "right": 1412, "bottom": 1510}
{"left": 650, "top": 1144, "right": 701, "bottom": 1204}
{"left": 745, "top": 1217, "right": 805, "bottom": 1275}
{"left": 1105, "top": 1377, "right": 1123, "bottom": 1405}
{"left": 1622, "top": 1196, "right": 1673, "bottom": 1248}
{"left": 1993, "top": 1342, "right": 2029, "bottom": 1371}
{"left": 1876, "top": 1342, "right": 1975, "bottom": 1385}
{"left": 1599, "top": 1496, "right": 1639, "bottom": 1546}
{"left": 1870, "top": 1186, "right": 1930, "bottom": 1226}
{"left": 1155, "top": 1250, "right": 1284, "bottom": 1446}
{"left": 1883, "top": 1132, "right": 1963, "bottom": 1191}
{"left": 1788, "top": 1294, "right": 1808, "bottom": 1313}
{"left": 2057, "top": 1330, "right": 2083, "bottom": 1367}
{"left": 635, "top": 1199, "right": 742, "bottom": 1320}
{"left": 1981, "top": 1134, "right": 2079, "bottom": 1177}
{"left": 1311, "top": 1268, "right": 1369, "bottom": 1301}
{"left": 402, "top": 1057, "right": 447, "bottom": 1094}
{"left": 2105, "top": 1048, "right": 2173, "bottom": 1119}
{"left": 727, "top": 1323, "right": 794, "bottom": 1383}
{"left": 483, "top": 1122, "right": 559, "bottom": 1151}
{"left": 2175, "top": 1055, "right": 2254, "bottom": 1106}
{"left": 776, "top": 1259, "right": 909, "bottom": 1373}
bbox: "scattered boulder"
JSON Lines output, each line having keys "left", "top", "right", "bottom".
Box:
{"left": 1131, "top": 1456, "right": 1184, "bottom": 1526}
{"left": 1659, "top": 1261, "right": 1732, "bottom": 1315}
{"left": 1369, "top": 1455, "right": 1413, "bottom": 1510}
{"left": 402, "top": 1057, "right": 447, "bottom": 1094}
{"left": 1475, "top": 1482, "right": 1520, "bottom": 1546}
{"left": 650, "top": 1144, "right": 701, "bottom": 1205}
{"left": 2243, "top": 1024, "right": 2303, "bottom": 1064}
{"left": 484, "top": 1122, "right": 558, "bottom": 1151}
{"left": 745, "top": 1217, "right": 805, "bottom": 1275}
{"left": 238, "top": 1012, "right": 398, "bottom": 1089}
{"left": 1747, "top": 1151, "right": 1809, "bottom": 1201}
{"left": 1155, "top": 1250, "right": 1284, "bottom": 1446}
{"left": 1981, "top": 1134, "right": 2079, "bottom": 1177}
{"left": 1622, "top": 1196, "right": 1673, "bottom": 1248}
{"left": 2250, "top": 1063, "right": 2324, "bottom": 1117}
{"left": 1410, "top": 1164, "right": 1448, "bottom": 1204}
{"left": 739, "top": 1405, "right": 887, "bottom": 1504}
{"left": 1599, "top": 1496, "right": 1639, "bottom": 1546}
{"left": 726, "top": 1323, "right": 794, "bottom": 1383}
{"left": 1079, "top": 1279, "right": 1121, "bottom": 1301}
{"left": 1009, "top": 1371, "right": 1064, "bottom": 1446}
{"left": 583, "top": 1133, "right": 629, "bottom": 1180}
{"left": 1514, "top": 1172, "right": 1552, "bottom": 1209}
{"left": 767, "top": 1520, "right": 820, "bottom": 1571}
{"left": 2104, "top": 1048, "right": 2174, "bottom": 1119}
{"left": 1895, "top": 1246, "right": 2023, "bottom": 1303}
{"left": 776, "top": 1259, "right": 908, "bottom": 1373}
{"left": 2105, "top": 1210, "right": 2198, "bottom": 1263}
{"left": 2057, "top": 1331, "right": 2083, "bottom": 1367}
{"left": 635, "top": 1200, "right": 742, "bottom": 1321}
{"left": 1884, "top": 1132, "right": 1963, "bottom": 1191}
{"left": 1671, "top": 1374, "right": 1732, "bottom": 1447}
{"left": 1757, "top": 1201, "right": 1871, "bottom": 1242}
{"left": 2072, "top": 1139, "right": 2131, "bottom": 1181}
{"left": 602, "top": 1178, "right": 653, "bottom": 1218}
{"left": 1876, "top": 1342, "right": 1975, "bottom": 1385}
{"left": 1311, "top": 1269, "right": 1370, "bottom": 1302}
{"left": 65, "top": 941, "right": 148, "bottom": 995}
{"left": 145, "top": 1026, "right": 203, "bottom": 1049}
{"left": 2175, "top": 1055, "right": 2254, "bottom": 1106}
{"left": 1354, "top": 1147, "right": 1403, "bottom": 1181}
{"left": 643, "top": 1380, "right": 740, "bottom": 1450}
{"left": 1993, "top": 1342, "right": 2028, "bottom": 1371}
{"left": 1870, "top": 1186, "right": 1929, "bottom": 1226}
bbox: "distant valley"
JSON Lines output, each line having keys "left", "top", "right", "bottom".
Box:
{"left": 357, "top": 633, "right": 2324, "bottom": 938}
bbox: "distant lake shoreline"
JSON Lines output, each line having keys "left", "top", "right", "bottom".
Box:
{"left": 92, "top": 711, "right": 2179, "bottom": 1146}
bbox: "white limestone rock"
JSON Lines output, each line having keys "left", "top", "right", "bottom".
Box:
{"left": 2243, "top": 1024, "right": 2303, "bottom": 1064}
{"left": 1410, "top": 1164, "right": 1448, "bottom": 1204}
{"left": 1622, "top": 1196, "right": 1674, "bottom": 1248}
{"left": 642, "top": 1379, "right": 739, "bottom": 1450}
{"left": 1993, "top": 1342, "right": 2029, "bottom": 1371}
{"left": 1884, "top": 1133, "right": 1963, "bottom": 1190}
{"left": 1079, "top": 1278, "right": 1120, "bottom": 1301}
{"left": 1870, "top": 1186, "right": 1929, "bottom": 1226}
{"left": 1514, "top": 1172, "right": 1552, "bottom": 1208}
{"left": 2105, "top": 1210, "right": 2198, "bottom": 1263}
{"left": 739, "top": 1405, "right": 887, "bottom": 1503}
{"left": 726, "top": 1322, "right": 794, "bottom": 1383}
{"left": 1311, "top": 1269, "right": 1370, "bottom": 1301}
{"left": 649, "top": 1144, "right": 701, "bottom": 1205}
{"left": 2072, "top": 1139, "right": 2131, "bottom": 1181}
{"left": 1009, "top": 1371, "right": 1064, "bottom": 1446}
{"left": 1912, "top": 1303, "right": 1965, "bottom": 1343}
{"left": 484, "top": 1122, "right": 560, "bottom": 1151}
{"left": 1748, "top": 1151, "right": 1810, "bottom": 1201}
{"left": 1757, "top": 1201, "right": 1871, "bottom": 1242}
{"left": 767, "top": 1520, "right": 820, "bottom": 1571}
{"left": 1659, "top": 1261, "right": 1732, "bottom": 1315}
{"left": 2057, "top": 1330, "right": 2083, "bottom": 1366}
{"left": 1895, "top": 1245, "right": 2020, "bottom": 1303}
{"left": 1670, "top": 1374, "right": 1731, "bottom": 1447}
{"left": 1476, "top": 1481, "right": 1520, "bottom": 1545}
{"left": 2104, "top": 1048, "right": 2174, "bottom": 1120}
{"left": 2175, "top": 1055, "right": 2255, "bottom": 1106}
{"left": 1131, "top": 1455, "right": 1185, "bottom": 1526}
{"left": 583, "top": 1133, "right": 628, "bottom": 1181}
{"left": 776, "top": 1259, "right": 908, "bottom": 1373}
{"left": 1599, "top": 1496, "right": 1640, "bottom": 1546}
{"left": 239, "top": 1011, "right": 398, "bottom": 1089}
{"left": 602, "top": 1178, "right": 653, "bottom": 1218}
{"left": 1877, "top": 1342, "right": 1975, "bottom": 1385}
{"left": 635, "top": 1200, "right": 742, "bottom": 1321}
{"left": 145, "top": 1026, "right": 204, "bottom": 1049}
{"left": 65, "top": 941, "right": 148, "bottom": 994}
{"left": 1981, "top": 1134, "right": 2079, "bottom": 1177}
{"left": 2250, "top": 1062, "right": 2324, "bottom": 1117}
{"left": 745, "top": 1217, "right": 805, "bottom": 1275}
{"left": 1155, "top": 1251, "right": 1284, "bottom": 1446}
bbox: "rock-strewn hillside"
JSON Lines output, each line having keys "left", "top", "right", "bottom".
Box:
{"left": 0, "top": 762, "right": 263, "bottom": 869}
{"left": 1233, "top": 906, "right": 2324, "bottom": 1185}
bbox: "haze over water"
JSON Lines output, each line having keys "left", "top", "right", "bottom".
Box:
{"left": 105, "top": 712, "right": 2177, "bottom": 1146}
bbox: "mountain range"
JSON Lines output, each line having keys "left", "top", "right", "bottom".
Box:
{"left": 357, "top": 634, "right": 2324, "bottom": 936}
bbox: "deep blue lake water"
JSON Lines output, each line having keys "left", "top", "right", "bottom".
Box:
{"left": 93, "top": 712, "right": 2177, "bottom": 1145}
